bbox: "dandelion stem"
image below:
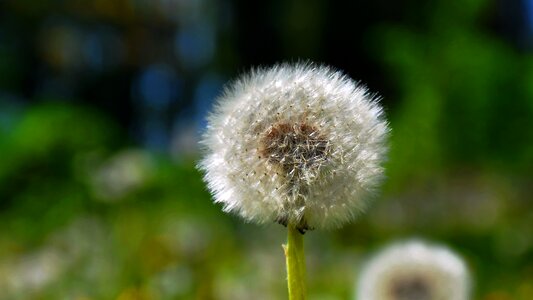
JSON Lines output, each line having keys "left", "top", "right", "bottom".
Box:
{"left": 284, "top": 224, "right": 306, "bottom": 300}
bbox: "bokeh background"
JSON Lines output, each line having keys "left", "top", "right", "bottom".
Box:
{"left": 0, "top": 0, "right": 532, "bottom": 299}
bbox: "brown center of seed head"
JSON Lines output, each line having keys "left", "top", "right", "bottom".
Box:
{"left": 259, "top": 122, "right": 329, "bottom": 178}
{"left": 389, "top": 276, "right": 432, "bottom": 300}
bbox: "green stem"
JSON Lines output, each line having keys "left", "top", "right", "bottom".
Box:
{"left": 283, "top": 224, "right": 306, "bottom": 300}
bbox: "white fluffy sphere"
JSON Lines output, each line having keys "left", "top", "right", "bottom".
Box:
{"left": 199, "top": 63, "right": 388, "bottom": 230}
{"left": 356, "top": 240, "right": 470, "bottom": 300}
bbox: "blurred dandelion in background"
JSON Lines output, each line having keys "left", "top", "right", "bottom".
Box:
{"left": 89, "top": 149, "right": 154, "bottom": 202}
{"left": 356, "top": 240, "right": 470, "bottom": 300}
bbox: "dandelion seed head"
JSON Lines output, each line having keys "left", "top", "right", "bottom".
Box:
{"left": 199, "top": 62, "right": 389, "bottom": 230}
{"left": 356, "top": 240, "right": 470, "bottom": 300}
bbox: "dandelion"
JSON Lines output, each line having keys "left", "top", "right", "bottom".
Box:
{"left": 199, "top": 62, "right": 389, "bottom": 299}
{"left": 200, "top": 63, "right": 388, "bottom": 230}
{"left": 356, "top": 240, "right": 470, "bottom": 300}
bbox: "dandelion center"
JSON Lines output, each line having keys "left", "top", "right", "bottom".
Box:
{"left": 260, "top": 122, "right": 329, "bottom": 178}
{"left": 389, "top": 276, "right": 432, "bottom": 300}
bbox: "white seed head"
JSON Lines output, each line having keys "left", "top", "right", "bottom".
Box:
{"left": 199, "top": 63, "right": 389, "bottom": 230}
{"left": 356, "top": 240, "right": 470, "bottom": 300}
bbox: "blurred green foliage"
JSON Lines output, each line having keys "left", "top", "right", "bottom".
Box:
{"left": 374, "top": 0, "right": 533, "bottom": 189}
